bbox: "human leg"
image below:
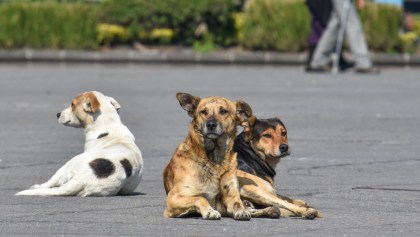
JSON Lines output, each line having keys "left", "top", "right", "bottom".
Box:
{"left": 310, "top": 10, "right": 340, "bottom": 68}
{"left": 333, "top": 0, "right": 372, "bottom": 68}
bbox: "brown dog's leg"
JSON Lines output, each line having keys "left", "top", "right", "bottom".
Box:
{"left": 277, "top": 194, "right": 309, "bottom": 207}
{"left": 237, "top": 171, "right": 319, "bottom": 219}
{"left": 220, "top": 169, "right": 251, "bottom": 221}
{"left": 164, "top": 189, "right": 221, "bottom": 220}
{"left": 249, "top": 207, "right": 281, "bottom": 218}
{"left": 242, "top": 199, "right": 281, "bottom": 218}
{"left": 240, "top": 184, "right": 318, "bottom": 219}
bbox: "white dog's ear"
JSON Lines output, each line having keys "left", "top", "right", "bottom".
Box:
{"left": 106, "top": 96, "right": 121, "bottom": 113}
{"left": 176, "top": 92, "right": 201, "bottom": 117}
{"left": 82, "top": 92, "right": 100, "bottom": 113}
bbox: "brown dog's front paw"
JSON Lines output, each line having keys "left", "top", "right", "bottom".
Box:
{"left": 234, "top": 209, "right": 251, "bottom": 221}
{"left": 302, "top": 208, "right": 318, "bottom": 220}
{"left": 203, "top": 208, "right": 221, "bottom": 220}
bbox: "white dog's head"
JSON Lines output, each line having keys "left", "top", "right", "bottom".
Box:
{"left": 57, "top": 91, "right": 121, "bottom": 128}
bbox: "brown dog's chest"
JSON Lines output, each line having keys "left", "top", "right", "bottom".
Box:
{"left": 192, "top": 159, "right": 228, "bottom": 203}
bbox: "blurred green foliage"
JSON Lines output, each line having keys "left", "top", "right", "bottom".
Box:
{"left": 98, "top": 0, "right": 240, "bottom": 46}
{"left": 238, "top": 0, "right": 310, "bottom": 52}
{"left": 238, "top": 0, "right": 401, "bottom": 52}
{"left": 0, "top": 1, "right": 98, "bottom": 49}
{"left": 0, "top": 0, "right": 404, "bottom": 52}
{"left": 359, "top": 3, "right": 402, "bottom": 52}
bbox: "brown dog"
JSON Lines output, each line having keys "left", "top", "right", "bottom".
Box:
{"left": 163, "top": 93, "right": 257, "bottom": 220}
{"left": 235, "top": 117, "right": 320, "bottom": 219}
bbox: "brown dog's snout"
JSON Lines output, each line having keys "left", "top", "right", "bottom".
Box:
{"left": 280, "top": 144, "right": 288, "bottom": 153}
{"left": 206, "top": 119, "right": 218, "bottom": 130}
{"left": 56, "top": 113, "right": 61, "bottom": 119}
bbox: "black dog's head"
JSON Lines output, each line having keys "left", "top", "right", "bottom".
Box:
{"left": 235, "top": 117, "right": 290, "bottom": 182}
{"left": 248, "top": 117, "right": 291, "bottom": 167}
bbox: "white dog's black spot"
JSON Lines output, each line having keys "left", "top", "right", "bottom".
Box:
{"left": 120, "top": 159, "right": 132, "bottom": 177}
{"left": 97, "top": 132, "right": 109, "bottom": 139}
{"left": 89, "top": 158, "right": 115, "bottom": 178}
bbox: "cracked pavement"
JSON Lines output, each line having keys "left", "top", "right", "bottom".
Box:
{"left": 0, "top": 64, "right": 419, "bottom": 236}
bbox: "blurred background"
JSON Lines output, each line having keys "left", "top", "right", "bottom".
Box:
{"left": 0, "top": 0, "right": 419, "bottom": 55}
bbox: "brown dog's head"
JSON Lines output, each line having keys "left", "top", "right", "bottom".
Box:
{"left": 57, "top": 91, "right": 121, "bottom": 128}
{"left": 249, "top": 117, "right": 291, "bottom": 166}
{"left": 176, "top": 92, "right": 253, "bottom": 139}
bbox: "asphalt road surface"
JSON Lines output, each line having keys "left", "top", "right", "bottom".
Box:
{"left": 0, "top": 64, "right": 419, "bottom": 236}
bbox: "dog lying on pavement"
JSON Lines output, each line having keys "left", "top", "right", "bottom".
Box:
{"left": 163, "top": 92, "right": 260, "bottom": 220}
{"left": 16, "top": 91, "right": 143, "bottom": 196}
{"left": 235, "top": 117, "right": 320, "bottom": 219}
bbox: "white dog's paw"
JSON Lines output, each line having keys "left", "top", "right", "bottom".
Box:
{"left": 30, "top": 184, "right": 42, "bottom": 189}
{"left": 202, "top": 208, "right": 221, "bottom": 220}
{"left": 233, "top": 209, "right": 251, "bottom": 221}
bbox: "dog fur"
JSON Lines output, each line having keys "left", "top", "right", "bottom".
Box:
{"left": 163, "top": 92, "right": 259, "bottom": 220}
{"left": 235, "top": 117, "right": 320, "bottom": 219}
{"left": 16, "top": 91, "right": 143, "bottom": 196}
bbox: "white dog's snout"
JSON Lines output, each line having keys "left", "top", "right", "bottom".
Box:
{"left": 58, "top": 107, "right": 80, "bottom": 127}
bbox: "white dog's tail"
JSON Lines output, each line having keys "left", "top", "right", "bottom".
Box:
{"left": 15, "top": 180, "right": 83, "bottom": 196}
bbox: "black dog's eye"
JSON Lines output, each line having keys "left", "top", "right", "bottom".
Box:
{"left": 281, "top": 131, "right": 287, "bottom": 136}
{"left": 263, "top": 134, "right": 272, "bottom": 138}
{"left": 200, "top": 110, "right": 208, "bottom": 116}
{"left": 220, "top": 108, "right": 229, "bottom": 115}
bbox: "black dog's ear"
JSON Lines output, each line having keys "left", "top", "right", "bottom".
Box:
{"left": 236, "top": 100, "right": 256, "bottom": 142}
{"left": 236, "top": 100, "right": 253, "bottom": 123}
{"left": 176, "top": 92, "right": 201, "bottom": 117}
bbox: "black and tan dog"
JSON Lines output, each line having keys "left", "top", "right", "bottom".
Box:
{"left": 163, "top": 93, "right": 279, "bottom": 220}
{"left": 235, "top": 117, "right": 320, "bottom": 219}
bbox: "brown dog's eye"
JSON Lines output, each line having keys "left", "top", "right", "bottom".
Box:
{"left": 220, "top": 108, "right": 228, "bottom": 115}
{"left": 263, "top": 134, "right": 272, "bottom": 138}
{"left": 281, "top": 131, "right": 287, "bottom": 136}
{"left": 200, "top": 110, "right": 208, "bottom": 116}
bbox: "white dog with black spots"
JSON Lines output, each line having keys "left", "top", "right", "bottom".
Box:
{"left": 16, "top": 91, "right": 143, "bottom": 196}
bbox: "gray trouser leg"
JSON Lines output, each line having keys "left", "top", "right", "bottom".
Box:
{"left": 311, "top": 0, "right": 372, "bottom": 68}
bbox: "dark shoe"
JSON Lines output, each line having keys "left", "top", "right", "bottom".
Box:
{"left": 355, "top": 67, "right": 380, "bottom": 74}
{"left": 305, "top": 44, "right": 316, "bottom": 71}
{"left": 339, "top": 58, "right": 354, "bottom": 71}
{"left": 306, "top": 65, "right": 331, "bottom": 73}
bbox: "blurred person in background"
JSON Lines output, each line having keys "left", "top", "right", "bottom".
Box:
{"left": 306, "top": 0, "right": 354, "bottom": 72}
{"left": 309, "top": 0, "right": 379, "bottom": 73}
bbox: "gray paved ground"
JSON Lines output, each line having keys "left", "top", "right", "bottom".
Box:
{"left": 0, "top": 64, "right": 419, "bottom": 236}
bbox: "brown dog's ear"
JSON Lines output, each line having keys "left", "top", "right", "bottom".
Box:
{"left": 82, "top": 92, "right": 100, "bottom": 113}
{"left": 236, "top": 100, "right": 256, "bottom": 142}
{"left": 176, "top": 92, "right": 201, "bottom": 117}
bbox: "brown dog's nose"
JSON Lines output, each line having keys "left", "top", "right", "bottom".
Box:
{"left": 56, "top": 113, "right": 61, "bottom": 119}
{"left": 280, "top": 144, "right": 288, "bottom": 153}
{"left": 206, "top": 120, "right": 218, "bottom": 130}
